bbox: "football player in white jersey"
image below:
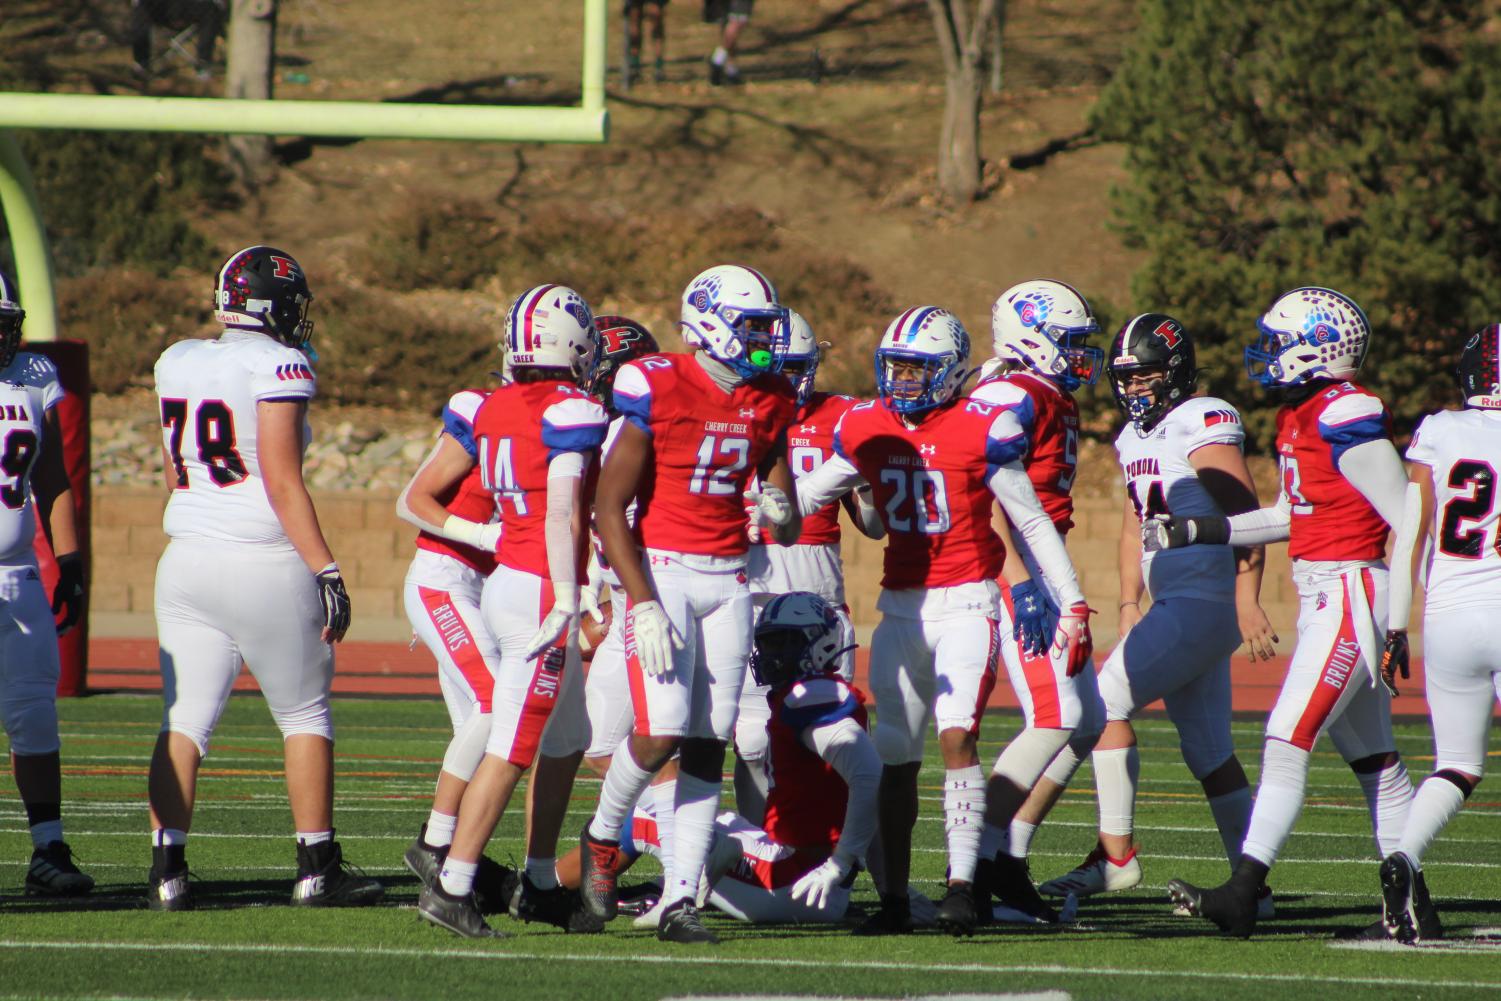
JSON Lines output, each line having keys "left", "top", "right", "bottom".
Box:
{"left": 1028, "top": 314, "right": 1275, "bottom": 911}
{"left": 148, "top": 246, "right": 382, "bottom": 910}
{"left": 0, "top": 274, "right": 92, "bottom": 897}
{"left": 1367, "top": 324, "right": 1501, "bottom": 942}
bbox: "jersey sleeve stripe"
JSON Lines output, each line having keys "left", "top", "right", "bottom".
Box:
{"left": 1318, "top": 415, "right": 1391, "bottom": 464}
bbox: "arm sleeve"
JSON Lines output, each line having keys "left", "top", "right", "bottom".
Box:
{"left": 1337, "top": 438, "right": 1410, "bottom": 531}
{"left": 804, "top": 716, "right": 881, "bottom": 865}
{"left": 988, "top": 461, "right": 1085, "bottom": 607}
{"left": 544, "top": 451, "right": 585, "bottom": 606}
{"left": 796, "top": 453, "right": 866, "bottom": 515}
{"left": 1227, "top": 495, "right": 1292, "bottom": 545}
{"left": 1386, "top": 481, "right": 1424, "bottom": 631}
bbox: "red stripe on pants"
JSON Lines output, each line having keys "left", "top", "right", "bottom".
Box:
{"left": 624, "top": 595, "right": 654, "bottom": 737}
{"left": 418, "top": 586, "right": 494, "bottom": 712}
{"left": 967, "top": 618, "right": 1002, "bottom": 738}
{"left": 506, "top": 579, "right": 562, "bottom": 768}
{"left": 1289, "top": 570, "right": 1373, "bottom": 751}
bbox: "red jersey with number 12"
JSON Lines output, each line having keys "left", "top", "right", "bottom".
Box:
{"left": 473, "top": 381, "right": 608, "bottom": 577}
{"left": 613, "top": 354, "right": 797, "bottom": 556}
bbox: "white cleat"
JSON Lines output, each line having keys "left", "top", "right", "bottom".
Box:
{"left": 1038, "top": 844, "right": 1142, "bottom": 898}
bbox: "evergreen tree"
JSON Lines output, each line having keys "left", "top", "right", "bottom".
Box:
{"left": 1093, "top": 0, "right": 1501, "bottom": 441}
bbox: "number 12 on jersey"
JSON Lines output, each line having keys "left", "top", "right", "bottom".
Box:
{"left": 689, "top": 434, "right": 751, "bottom": 495}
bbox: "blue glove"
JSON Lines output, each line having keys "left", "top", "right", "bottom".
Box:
{"left": 1010, "top": 579, "right": 1058, "bottom": 657}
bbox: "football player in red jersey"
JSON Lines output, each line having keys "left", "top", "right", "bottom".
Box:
{"left": 793, "top": 306, "right": 1093, "bottom": 936}
{"left": 416, "top": 284, "right": 609, "bottom": 939}
{"left": 966, "top": 279, "right": 1106, "bottom": 921}
{"left": 578, "top": 264, "right": 801, "bottom": 945}
{"left": 735, "top": 310, "right": 883, "bottom": 825}
{"left": 1160, "top": 287, "right": 1415, "bottom": 938}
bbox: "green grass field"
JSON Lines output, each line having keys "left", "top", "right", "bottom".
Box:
{"left": 1, "top": 695, "right": 1498, "bottom": 1000}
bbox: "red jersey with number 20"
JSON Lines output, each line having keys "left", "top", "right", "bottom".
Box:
{"left": 413, "top": 388, "right": 499, "bottom": 575}
{"left": 785, "top": 392, "right": 860, "bottom": 546}
{"left": 1276, "top": 381, "right": 1392, "bottom": 562}
{"left": 969, "top": 369, "right": 1080, "bottom": 535}
{"left": 833, "top": 397, "right": 1025, "bottom": 590}
{"left": 473, "top": 381, "right": 608, "bottom": 577}
{"left": 613, "top": 354, "right": 797, "bottom": 557}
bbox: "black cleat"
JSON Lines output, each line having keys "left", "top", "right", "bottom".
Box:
{"left": 146, "top": 863, "right": 194, "bottom": 911}
{"left": 291, "top": 838, "right": 385, "bottom": 907}
{"left": 473, "top": 854, "right": 520, "bottom": 916}
{"left": 512, "top": 873, "right": 606, "bottom": 933}
{"left": 657, "top": 899, "right": 719, "bottom": 944}
{"left": 25, "top": 841, "right": 94, "bottom": 897}
{"left": 1411, "top": 866, "right": 1443, "bottom": 940}
{"left": 852, "top": 893, "right": 913, "bottom": 936}
{"left": 972, "top": 857, "right": 995, "bottom": 926}
{"left": 403, "top": 824, "right": 446, "bottom": 889}
{"left": 418, "top": 882, "right": 505, "bottom": 938}
{"left": 578, "top": 822, "right": 622, "bottom": 921}
{"left": 1379, "top": 853, "right": 1418, "bottom": 943}
{"left": 935, "top": 881, "right": 978, "bottom": 937}
{"left": 990, "top": 854, "right": 1058, "bottom": 923}
{"left": 1166, "top": 877, "right": 1257, "bottom": 938}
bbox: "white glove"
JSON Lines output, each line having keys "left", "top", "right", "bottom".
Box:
{"left": 790, "top": 853, "right": 853, "bottom": 911}
{"left": 746, "top": 484, "right": 793, "bottom": 527}
{"left": 523, "top": 593, "right": 578, "bottom": 662}
{"left": 580, "top": 580, "right": 606, "bottom": 625}
{"left": 629, "top": 599, "right": 684, "bottom": 677}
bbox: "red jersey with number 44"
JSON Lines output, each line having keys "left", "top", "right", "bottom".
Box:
{"left": 833, "top": 397, "right": 1025, "bottom": 590}
{"left": 414, "top": 389, "right": 498, "bottom": 575}
{"left": 613, "top": 354, "right": 797, "bottom": 556}
{"left": 473, "top": 381, "right": 608, "bottom": 577}
{"left": 969, "top": 370, "right": 1079, "bottom": 535}
{"left": 786, "top": 392, "right": 860, "bottom": 546}
{"left": 1276, "top": 381, "right": 1392, "bottom": 562}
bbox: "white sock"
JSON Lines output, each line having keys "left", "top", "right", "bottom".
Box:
{"left": 711, "top": 46, "right": 728, "bottom": 65}
{"left": 1093, "top": 746, "right": 1139, "bottom": 838}
{"left": 651, "top": 779, "right": 678, "bottom": 878}
{"left": 524, "top": 856, "right": 558, "bottom": 890}
{"left": 296, "top": 829, "right": 333, "bottom": 846}
{"left": 943, "top": 765, "right": 985, "bottom": 883}
{"left": 1241, "top": 740, "right": 1309, "bottom": 867}
{"left": 979, "top": 822, "right": 1006, "bottom": 861}
{"left": 1354, "top": 758, "right": 1413, "bottom": 857}
{"left": 1206, "top": 786, "right": 1252, "bottom": 868}
{"left": 1008, "top": 818, "right": 1038, "bottom": 860}
{"left": 439, "top": 857, "right": 477, "bottom": 896}
{"left": 152, "top": 827, "right": 187, "bottom": 848}
{"left": 589, "top": 746, "right": 654, "bottom": 843}
{"left": 29, "top": 820, "right": 63, "bottom": 847}
{"left": 667, "top": 774, "right": 720, "bottom": 905}
{"left": 424, "top": 810, "right": 457, "bottom": 849}
{"left": 1398, "top": 776, "right": 1468, "bottom": 866}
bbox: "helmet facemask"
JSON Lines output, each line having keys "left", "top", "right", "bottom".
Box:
{"left": 876, "top": 349, "right": 962, "bottom": 416}
{"left": 715, "top": 305, "right": 786, "bottom": 379}
{"left": 0, "top": 301, "right": 24, "bottom": 370}
{"left": 1112, "top": 364, "right": 1170, "bottom": 432}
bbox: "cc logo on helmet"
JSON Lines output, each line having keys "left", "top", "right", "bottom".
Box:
{"left": 1014, "top": 297, "right": 1048, "bottom": 327}
{"left": 691, "top": 289, "right": 713, "bottom": 312}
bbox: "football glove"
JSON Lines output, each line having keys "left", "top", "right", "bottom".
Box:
{"left": 628, "top": 599, "right": 685, "bottom": 677}
{"left": 790, "top": 852, "right": 854, "bottom": 911}
{"left": 1141, "top": 514, "right": 1231, "bottom": 552}
{"left": 745, "top": 484, "right": 793, "bottom": 527}
{"left": 524, "top": 593, "right": 578, "bottom": 662}
{"left": 1009, "top": 579, "right": 1057, "bottom": 657}
{"left": 52, "top": 552, "right": 85, "bottom": 636}
{"left": 1379, "top": 629, "right": 1410, "bottom": 697}
{"left": 1053, "top": 602, "right": 1095, "bottom": 678}
{"left": 315, "top": 563, "right": 352, "bottom": 642}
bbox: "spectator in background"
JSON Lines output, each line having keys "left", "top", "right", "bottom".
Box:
{"left": 130, "top": 0, "right": 225, "bottom": 81}
{"left": 705, "top": 0, "right": 753, "bottom": 86}
{"left": 626, "top": 0, "right": 669, "bottom": 83}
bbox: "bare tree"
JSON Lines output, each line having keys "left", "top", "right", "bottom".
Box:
{"left": 225, "top": 0, "right": 277, "bottom": 185}
{"left": 925, "top": 0, "right": 1002, "bottom": 203}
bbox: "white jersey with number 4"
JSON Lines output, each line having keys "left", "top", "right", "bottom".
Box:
{"left": 1114, "top": 396, "right": 1244, "bottom": 603}
{"left": 0, "top": 352, "right": 64, "bottom": 564}
{"left": 155, "top": 330, "right": 316, "bottom": 550}
{"left": 1407, "top": 408, "right": 1501, "bottom": 613}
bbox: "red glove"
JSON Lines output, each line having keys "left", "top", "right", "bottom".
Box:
{"left": 1054, "top": 602, "right": 1095, "bottom": 678}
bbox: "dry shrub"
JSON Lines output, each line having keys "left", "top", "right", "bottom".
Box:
{"left": 357, "top": 198, "right": 897, "bottom": 399}
{"left": 55, "top": 269, "right": 208, "bottom": 393}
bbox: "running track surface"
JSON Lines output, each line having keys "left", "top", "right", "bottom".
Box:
{"left": 83, "top": 637, "right": 1456, "bottom": 717}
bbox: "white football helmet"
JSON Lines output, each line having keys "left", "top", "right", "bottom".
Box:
{"left": 1246, "top": 286, "right": 1370, "bottom": 388}
{"left": 503, "top": 284, "right": 599, "bottom": 385}
{"left": 990, "top": 278, "right": 1103, "bottom": 390}
{"left": 875, "top": 306, "right": 972, "bottom": 415}
{"left": 779, "top": 309, "right": 820, "bottom": 404}
{"left": 680, "top": 264, "right": 788, "bottom": 380}
{"left": 750, "top": 591, "right": 852, "bottom": 687}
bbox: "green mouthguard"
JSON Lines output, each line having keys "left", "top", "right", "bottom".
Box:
{"left": 749, "top": 348, "right": 773, "bottom": 368}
